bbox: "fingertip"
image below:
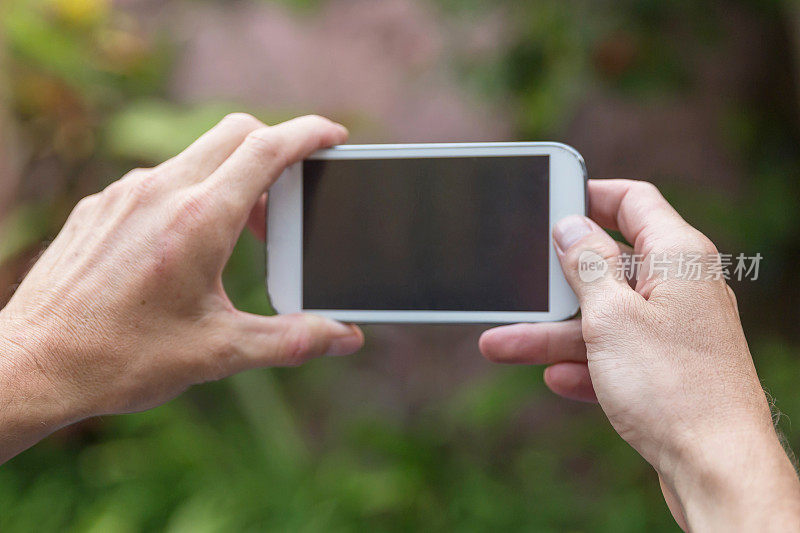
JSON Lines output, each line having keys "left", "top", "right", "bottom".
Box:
{"left": 348, "top": 323, "right": 365, "bottom": 346}
{"left": 552, "top": 215, "right": 612, "bottom": 255}
{"left": 478, "top": 325, "right": 519, "bottom": 362}
{"left": 329, "top": 122, "right": 349, "bottom": 146}
{"left": 219, "top": 112, "right": 265, "bottom": 130}
{"left": 477, "top": 328, "right": 497, "bottom": 355}
{"left": 553, "top": 217, "right": 630, "bottom": 302}
{"left": 553, "top": 215, "right": 594, "bottom": 253}
{"left": 543, "top": 362, "right": 598, "bottom": 403}
{"left": 480, "top": 321, "right": 587, "bottom": 366}
{"left": 302, "top": 114, "right": 348, "bottom": 146}
{"left": 323, "top": 321, "right": 364, "bottom": 357}
{"left": 333, "top": 121, "right": 349, "bottom": 136}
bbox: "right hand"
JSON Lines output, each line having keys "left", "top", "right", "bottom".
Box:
{"left": 479, "top": 180, "right": 800, "bottom": 531}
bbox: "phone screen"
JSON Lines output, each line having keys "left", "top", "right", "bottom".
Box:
{"left": 302, "top": 156, "right": 550, "bottom": 312}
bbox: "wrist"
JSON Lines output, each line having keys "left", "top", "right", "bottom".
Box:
{"left": 0, "top": 313, "right": 82, "bottom": 463}
{"left": 663, "top": 420, "right": 800, "bottom": 531}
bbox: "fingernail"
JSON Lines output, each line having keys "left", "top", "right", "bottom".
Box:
{"left": 554, "top": 215, "right": 593, "bottom": 251}
{"left": 326, "top": 325, "right": 362, "bottom": 357}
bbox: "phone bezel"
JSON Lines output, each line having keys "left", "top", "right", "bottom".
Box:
{"left": 266, "top": 142, "right": 587, "bottom": 324}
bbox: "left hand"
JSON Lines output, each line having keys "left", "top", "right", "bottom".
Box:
{"left": 0, "top": 114, "right": 364, "bottom": 464}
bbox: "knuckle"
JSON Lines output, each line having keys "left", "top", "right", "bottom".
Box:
{"left": 243, "top": 127, "right": 285, "bottom": 165}
{"left": 102, "top": 179, "right": 126, "bottom": 199}
{"left": 278, "top": 323, "right": 315, "bottom": 366}
{"left": 123, "top": 167, "right": 153, "bottom": 181}
{"left": 74, "top": 193, "right": 101, "bottom": 213}
{"left": 126, "top": 171, "right": 159, "bottom": 203}
{"left": 298, "top": 115, "right": 335, "bottom": 140}
{"left": 632, "top": 180, "right": 659, "bottom": 194}
{"left": 103, "top": 168, "right": 150, "bottom": 198}
{"left": 302, "top": 113, "right": 329, "bottom": 125}
{"left": 627, "top": 180, "right": 661, "bottom": 199}
{"left": 676, "top": 230, "right": 718, "bottom": 256}
{"left": 696, "top": 234, "right": 718, "bottom": 256}
{"left": 564, "top": 233, "right": 617, "bottom": 266}
{"left": 564, "top": 245, "right": 583, "bottom": 270}
{"left": 199, "top": 334, "right": 237, "bottom": 382}
{"left": 222, "top": 112, "right": 262, "bottom": 130}
{"left": 67, "top": 195, "right": 101, "bottom": 226}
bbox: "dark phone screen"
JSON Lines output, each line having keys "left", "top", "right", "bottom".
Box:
{"left": 302, "top": 156, "right": 549, "bottom": 311}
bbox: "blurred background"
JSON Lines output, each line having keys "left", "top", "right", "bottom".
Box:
{"left": 2, "top": 0, "right": 800, "bottom": 530}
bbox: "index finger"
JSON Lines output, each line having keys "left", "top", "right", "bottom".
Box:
{"left": 201, "top": 115, "right": 348, "bottom": 222}
{"left": 165, "top": 112, "right": 265, "bottom": 186}
{"left": 588, "top": 179, "right": 710, "bottom": 255}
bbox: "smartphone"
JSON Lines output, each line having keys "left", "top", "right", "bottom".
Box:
{"left": 266, "top": 142, "right": 587, "bottom": 324}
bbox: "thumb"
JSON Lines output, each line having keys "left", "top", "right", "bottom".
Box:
{"left": 553, "top": 215, "right": 631, "bottom": 311}
{"left": 204, "top": 312, "right": 364, "bottom": 380}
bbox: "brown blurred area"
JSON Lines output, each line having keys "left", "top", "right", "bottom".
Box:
{"left": 2, "top": 1, "right": 800, "bottom": 530}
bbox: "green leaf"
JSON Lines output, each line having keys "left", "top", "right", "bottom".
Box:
{"left": 105, "top": 101, "right": 292, "bottom": 163}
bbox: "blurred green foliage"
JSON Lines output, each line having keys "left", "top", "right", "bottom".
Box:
{"left": 2, "top": 0, "right": 800, "bottom": 531}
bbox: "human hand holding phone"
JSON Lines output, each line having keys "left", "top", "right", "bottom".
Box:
{"left": 0, "top": 114, "right": 364, "bottom": 464}
{"left": 1, "top": 113, "right": 798, "bottom": 532}
{"left": 480, "top": 179, "right": 800, "bottom": 531}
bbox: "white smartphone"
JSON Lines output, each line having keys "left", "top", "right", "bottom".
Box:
{"left": 266, "top": 142, "right": 587, "bottom": 324}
